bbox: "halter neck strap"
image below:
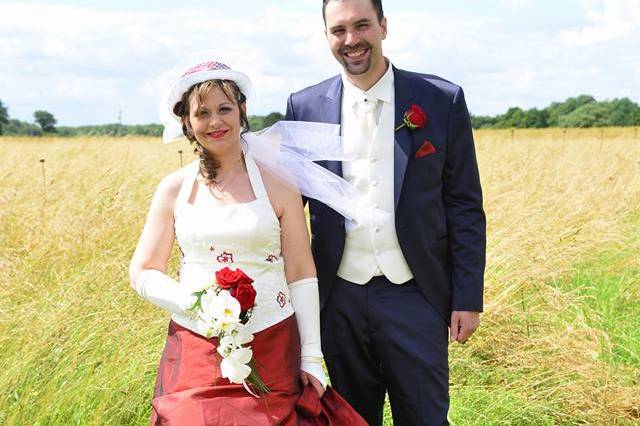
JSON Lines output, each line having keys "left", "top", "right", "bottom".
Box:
{"left": 244, "top": 153, "right": 268, "bottom": 199}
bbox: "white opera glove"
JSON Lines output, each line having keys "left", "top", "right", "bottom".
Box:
{"left": 289, "top": 277, "right": 327, "bottom": 388}
{"left": 134, "top": 269, "right": 196, "bottom": 316}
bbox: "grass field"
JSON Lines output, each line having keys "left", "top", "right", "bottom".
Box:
{"left": 0, "top": 128, "right": 639, "bottom": 425}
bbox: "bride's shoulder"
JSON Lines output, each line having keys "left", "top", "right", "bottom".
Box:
{"left": 256, "top": 164, "right": 302, "bottom": 217}
{"left": 154, "top": 161, "right": 196, "bottom": 202}
{"left": 257, "top": 165, "right": 299, "bottom": 199}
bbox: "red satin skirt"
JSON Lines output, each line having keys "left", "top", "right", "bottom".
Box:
{"left": 150, "top": 315, "right": 366, "bottom": 425}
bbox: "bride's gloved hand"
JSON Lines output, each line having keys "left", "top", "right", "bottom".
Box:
{"left": 133, "top": 269, "right": 196, "bottom": 316}
{"left": 301, "top": 368, "right": 326, "bottom": 397}
{"left": 289, "top": 277, "right": 327, "bottom": 396}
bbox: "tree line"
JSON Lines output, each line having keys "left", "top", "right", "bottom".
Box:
{"left": 471, "top": 95, "right": 640, "bottom": 129}
{"left": 1, "top": 95, "right": 639, "bottom": 137}
{"left": 0, "top": 99, "right": 285, "bottom": 137}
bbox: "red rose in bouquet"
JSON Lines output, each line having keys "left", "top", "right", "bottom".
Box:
{"left": 232, "top": 282, "right": 257, "bottom": 312}
{"left": 215, "top": 267, "right": 254, "bottom": 289}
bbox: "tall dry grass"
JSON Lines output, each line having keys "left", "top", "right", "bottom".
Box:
{"left": 451, "top": 127, "right": 640, "bottom": 424}
{"left": 0, "top": 128, "right": 638, "bottom": 424}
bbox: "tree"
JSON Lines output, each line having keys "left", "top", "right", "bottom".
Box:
{"left": 558, "top": 102, "right": 610, "bottom": 128}
{"left": 470, "top": 114, "right": 496, "bottom": 129}
{"left": 263, "top": 112, "right": 285, "bottom": 128}
{"left": 3, "top": 119, "right": 42, "bottom": 136}
{"left": 0, "top": 99, "right": 8, "bottom": 135}
{"left": 521, "top": 108, "right": 549, "bottom": 128}
{"left": 558, "top": 98, "right": 640, "bottom": 128}
{"left": 546, "top": 95, "right": 596, "bottom": 127}
{"left": 607, "top": 98, "right": 640, "bottom": 126}
{"left": 249, "top": 115, "right": 265, "bottom": 131}
{"left": 34, "top": 110, "right": 57, "bottom": 133}
{"left": 496, "top": 107, "right": 527, "bottom": 128}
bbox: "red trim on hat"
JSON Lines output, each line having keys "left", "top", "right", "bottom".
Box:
{"left": 181, "top": 61, "right": 231, "bottom": 77}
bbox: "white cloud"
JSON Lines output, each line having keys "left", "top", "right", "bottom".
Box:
{"left": 561, "top": 0, "right": 640, "bottom": 45}
{"left": 0, "top": 1, "right": 638, "bottom": 125}
{"left": 0, "top": 3, "right": 335, "bottom": 125}
{"left": 496, "top": 0, "right": 534, "bottom": 8}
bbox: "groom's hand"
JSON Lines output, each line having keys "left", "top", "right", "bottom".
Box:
{"left": 450, "top": 311, "right": 480, "bottom": 344}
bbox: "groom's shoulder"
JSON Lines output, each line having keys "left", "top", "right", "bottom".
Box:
{"left": 289, "top": 75, "right": 340, "bottom": 101}
{"left": 395, "top": 67, "right": 463, "bottom": 100}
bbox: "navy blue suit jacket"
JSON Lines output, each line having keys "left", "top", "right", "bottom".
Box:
{"left": 285, "top": 67, "right": 486, "bottom": 323}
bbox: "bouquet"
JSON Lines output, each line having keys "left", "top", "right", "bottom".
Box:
{"left": 188, "top": 266, "right": 268, "bottom": 395}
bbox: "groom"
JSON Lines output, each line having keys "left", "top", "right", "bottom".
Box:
{"left": 285, "top": 0, "right": 486, "bottom": 424}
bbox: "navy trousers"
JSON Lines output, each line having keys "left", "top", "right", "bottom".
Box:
{"left": 321, "top": 276, "right": 450, "bottom": 426}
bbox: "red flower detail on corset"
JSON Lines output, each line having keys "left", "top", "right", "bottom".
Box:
{"left": 216, "top": 251, "right": 234, "bottom": 263}
{"left": 265, "top": 254, "right": 278, "bottom": 263}
{"left": 277, "top": 291, "right": 287, "bottom": 308}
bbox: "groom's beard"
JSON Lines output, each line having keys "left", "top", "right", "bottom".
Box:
{"left": 338, "top": 42, "right": 373, "bottom": 75}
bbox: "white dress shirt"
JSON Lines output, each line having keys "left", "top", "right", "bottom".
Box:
{"left": 337, "top": 62, "right": 414, "bottom": 285}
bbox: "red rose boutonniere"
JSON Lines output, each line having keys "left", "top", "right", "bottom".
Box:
{"left": 395, "top": 104, "right": 427, "bottom": 131}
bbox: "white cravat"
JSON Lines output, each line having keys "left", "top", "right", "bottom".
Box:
{"left": 356, "top": 97, "right": 377, "bottom": 140}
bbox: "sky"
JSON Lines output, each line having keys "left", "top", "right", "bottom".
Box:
{"left": 0, "top": 0, "right": 639, "bottom": 126}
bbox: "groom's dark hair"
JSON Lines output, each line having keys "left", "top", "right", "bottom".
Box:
{"left": 322, "top": 0, "right": 384, "bottom": 24}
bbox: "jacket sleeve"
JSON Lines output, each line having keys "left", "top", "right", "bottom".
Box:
{"left": 285, "top": 94, "right": 296, "bottom": 121}
{"left": 443, "top": 87, "right": 486, "bottom": 312}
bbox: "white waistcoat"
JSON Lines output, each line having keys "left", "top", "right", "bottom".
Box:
{"left": 337, "top": 71, "right": 413, "bottom": 285}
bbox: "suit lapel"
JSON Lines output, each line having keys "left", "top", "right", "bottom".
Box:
{"left": 321, "top": 77, "right": 344, "bottom": 178}
{"left": 393, "top": 67, "right": 416, "bottom": 209}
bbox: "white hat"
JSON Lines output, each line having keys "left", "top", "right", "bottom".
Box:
{"left": 166, "top": 61, "right": 251, "bottom": 119}
{"left": 160, "top": 60, "right": 252, "bottom": 143}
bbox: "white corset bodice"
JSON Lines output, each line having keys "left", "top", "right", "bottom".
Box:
{"left": 171, "top": 154, "right": 294, "bottom": 335}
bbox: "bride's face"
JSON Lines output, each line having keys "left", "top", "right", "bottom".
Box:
{"left": 187, "top": 86, "right": 245, "bottom": 155}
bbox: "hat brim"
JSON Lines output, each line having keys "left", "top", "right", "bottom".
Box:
{"left": 166, "top": 69, "right": 252, "bottom": 119}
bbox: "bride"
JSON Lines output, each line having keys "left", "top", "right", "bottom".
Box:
{"left": 129, "top": 59, "right": 367, "bottom": 425}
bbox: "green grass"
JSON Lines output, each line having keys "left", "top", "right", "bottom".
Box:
{"left": 555, "top": 224, "right": 640, "bottom": 371}
{"left": 442, "top": 212, "right": 640, "bottom": 425}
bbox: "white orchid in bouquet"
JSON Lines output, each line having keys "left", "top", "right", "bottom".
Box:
{"left": 188, "top": 267, "right": 268, "bottom": 395}
{"left": 198, "top": 290, "right": 242, "bottom": 336}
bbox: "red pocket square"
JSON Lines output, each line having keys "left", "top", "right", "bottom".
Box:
{"left": 415, "top": 140, "right": 436, "bottom": 158}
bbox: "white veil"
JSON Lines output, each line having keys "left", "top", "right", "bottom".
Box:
{"left": 243, "top": 121, "right": 386, "bottom": 225}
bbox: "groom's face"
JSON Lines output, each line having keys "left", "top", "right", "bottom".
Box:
{"left": 324, "top": 0, "right": 387, "bottom": 76}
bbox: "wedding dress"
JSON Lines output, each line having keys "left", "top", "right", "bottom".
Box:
{"left": 150, "top": 153, "right": 366, "bottom": 425}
